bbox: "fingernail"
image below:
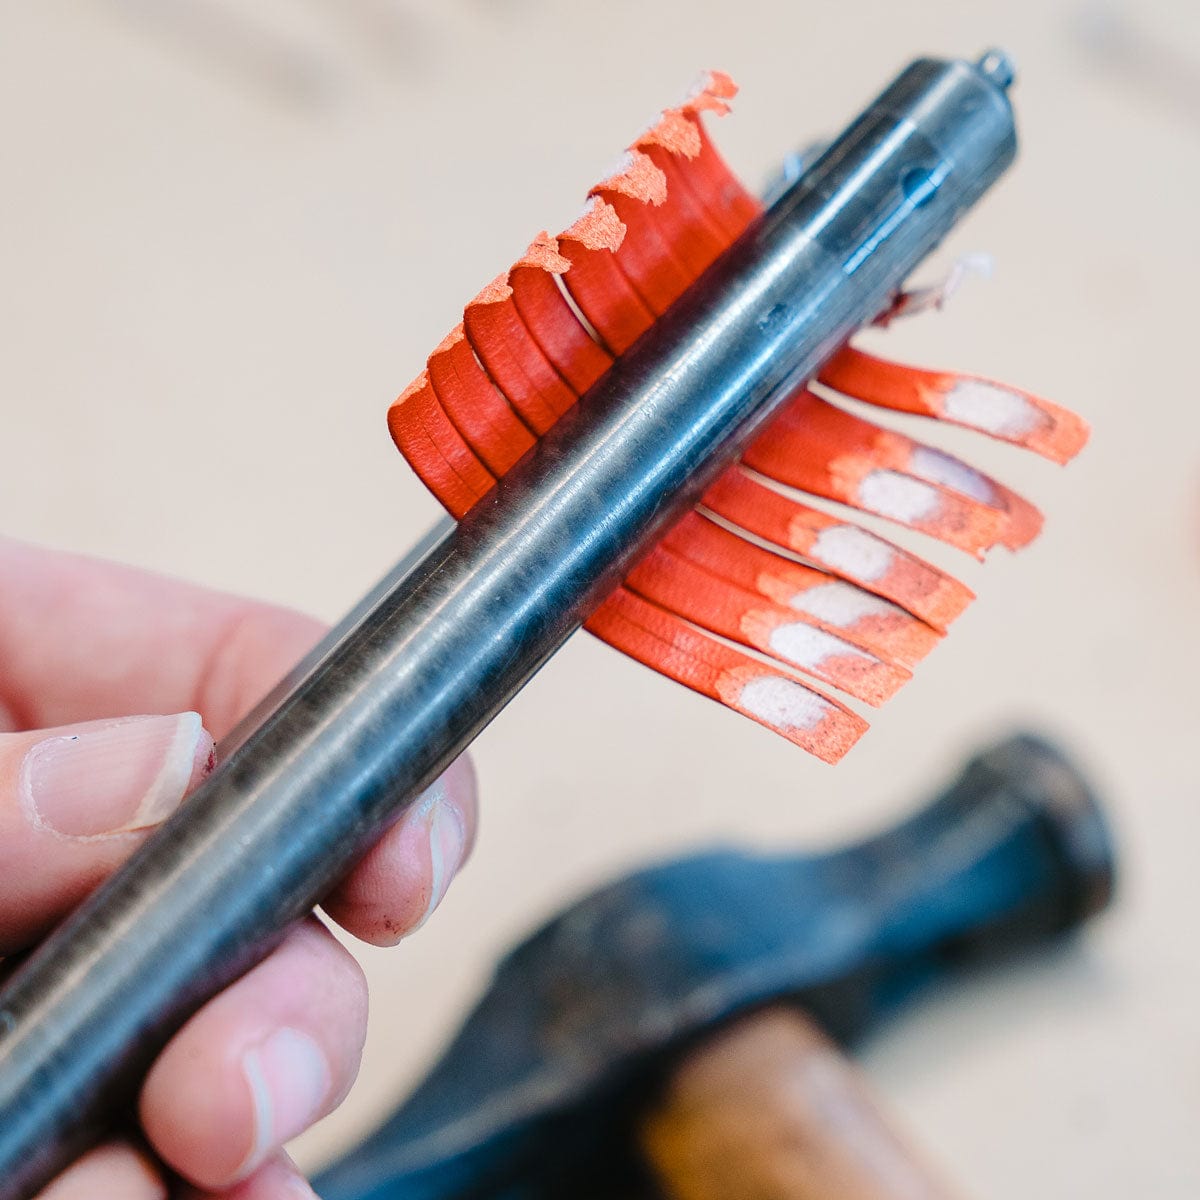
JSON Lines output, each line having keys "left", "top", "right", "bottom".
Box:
{"left": 21, "top": 713, "right": 212, "bottom": 840}
{"left": 241, "top": 1028, "right": 331, "bottom": 1170}
{"left": 277, "top": 1151, "right": 322, "bottom": 1199}
{"left": 410, "top": 788, "right": 468, "bottom": 933}
{"left": 285, "top": 1172, "right": 320, "bottom": 1200}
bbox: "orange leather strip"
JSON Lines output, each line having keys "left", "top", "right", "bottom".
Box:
{"left": 427, "top": 325, "right": 536, "bottom": 476}
{"left": 742, "top": 390, "right": 1043, "bottom": 556}
{"left": 591, "top": 152, "right": 697, "bottom": 314}
{"left": 584, "top": 587, "right": 867, "bottom": 763}
{"left": 660, "top": 512, "right": 941, "bottom": 669}
{"left": 683, "top": 119, "right": 762, "bottom": 239}
{"left": 558, "top": 198, "right": 657, "bottom": 355}
{"left": 818, "top": 345, "right": 1089, "bottom": 464}
{"left": 673, "top": 70, "right": 763, "bottom": 239}
{"left": 509, "top": 233, "right": 613, "bottom": 395}
{"left": 387, "top": 372, "right": 496, "bottom": 519}
{"left": 701, "top": 470, "right": 974, "bottom": 631}
{"left": 597, "top": 70, "right": 754, "bottom": 305}
{"left": 624, "top": 545, "right": 909, "bottom": 706}
{"left": 636, "top": 145, "right": 732, "bottom": 274}
{"left": 463, "top": 275, "right": 578, "bottom": 436}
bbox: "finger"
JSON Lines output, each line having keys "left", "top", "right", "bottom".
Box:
{"left": 179, "top": 1152, "right": 318, "bottom": 1200}
{"left": 0, "top": 537, "right": 323, "bottom": 738}
{"left": 0, "top": 713, "right": 214, "bottom": 952}
{"left": 139, "top": 919, "right": 367, "bottom": 1190}
{"left": 33, "top": 1142, "right": 166, "bottom": 1200}
{"left": 322, "top": 754, "right": 478, "bottom": 945}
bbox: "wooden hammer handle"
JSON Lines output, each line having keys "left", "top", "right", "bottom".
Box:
{"left": 639, "top": 1007, "right": 961, "bottom": 1200}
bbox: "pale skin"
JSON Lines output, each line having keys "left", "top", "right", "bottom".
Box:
{"left": 0, "top": 538, "right": 479, "bottom": 1199}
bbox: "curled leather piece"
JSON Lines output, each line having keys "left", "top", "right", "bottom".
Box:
{"left": 385, "top": 71, "right": 1085, "bottom": 760}
{"left": 819, "top": 346, "right": 1089, "bottom": 464}
{"left": 585, "top": 587, "right": 867, "bottom": 763}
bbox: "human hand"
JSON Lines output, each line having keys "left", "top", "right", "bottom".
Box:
{"left": 0, "top": 538, "right": 477, "bottom": 1199}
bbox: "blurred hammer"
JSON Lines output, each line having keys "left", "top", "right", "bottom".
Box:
{"left": 313, "top": 734, "right": 1115, "bottom": 1200}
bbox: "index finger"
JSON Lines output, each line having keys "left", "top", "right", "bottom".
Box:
{"left": 0, "top": 537, "right": 323, "bottom": 739}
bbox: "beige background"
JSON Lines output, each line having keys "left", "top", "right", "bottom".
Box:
{"left": 2, "top": 1, "right": 1198, "bottom": 1195}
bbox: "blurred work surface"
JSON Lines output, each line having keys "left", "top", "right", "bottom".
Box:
{"left": 1, "top": 2, "right": 1197, "bottom": 1196}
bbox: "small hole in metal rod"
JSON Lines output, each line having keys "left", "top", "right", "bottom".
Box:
{"left": 901, "top": 166, "right": 939, "bottom": 206}
{"left": 976, "top": 48, "right": 1017, "bottom": 90}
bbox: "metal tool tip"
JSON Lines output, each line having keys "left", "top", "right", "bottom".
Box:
{"left": 975, "top": 48, "right": 1017, "bottom": 90}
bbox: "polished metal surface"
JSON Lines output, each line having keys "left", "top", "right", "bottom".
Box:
{"left": 0, "top": 52, "right": 1017, "bottom": 1197}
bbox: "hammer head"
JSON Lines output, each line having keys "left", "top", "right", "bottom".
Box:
{"left": 315, "top": 735, "right": 1114, "bottom": 1200}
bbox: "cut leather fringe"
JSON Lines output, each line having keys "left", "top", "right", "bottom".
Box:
{"left": 387, "top": 71, "right": 1088, "bottom": 763}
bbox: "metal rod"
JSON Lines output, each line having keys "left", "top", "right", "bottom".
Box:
{"left": 0, "top": 52, "right": 1017, "bottom": 1198}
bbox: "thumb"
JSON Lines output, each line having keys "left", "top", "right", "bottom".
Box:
{"left": 0, "top": 713, "right": 214, "bottom": 953}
